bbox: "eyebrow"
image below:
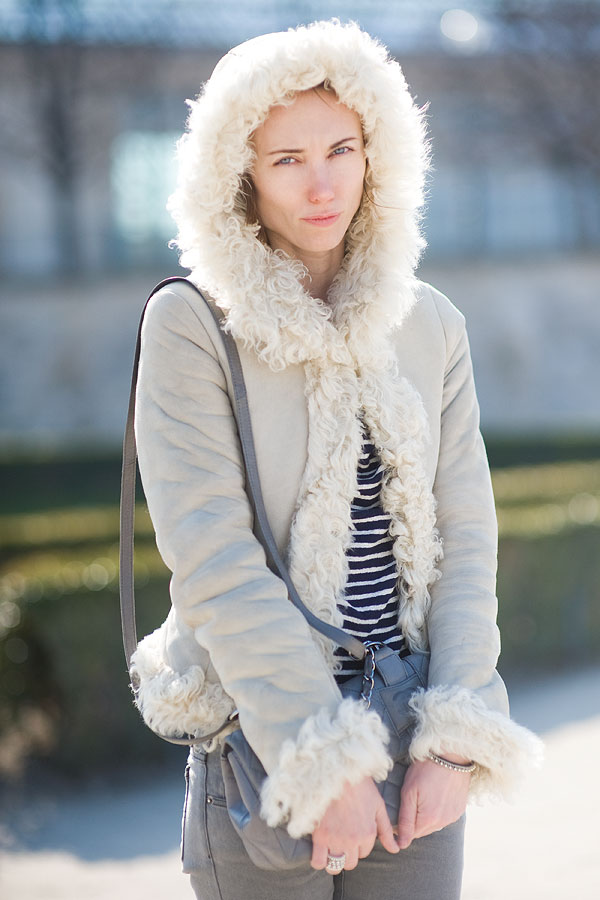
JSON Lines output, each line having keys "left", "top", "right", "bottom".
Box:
{"left": 266, "top": 136, "right": 360, "bottom": 156}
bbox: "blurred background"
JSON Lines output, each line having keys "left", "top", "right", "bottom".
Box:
{"left": 0, "top": 2, "right": 599, "bottom": 898}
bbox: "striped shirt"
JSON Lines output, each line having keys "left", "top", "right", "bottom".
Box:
{"left": 334, "top": 425, "right": 405, "bottom": 683}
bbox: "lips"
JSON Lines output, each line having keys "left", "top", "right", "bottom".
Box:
{"left": 301, "top": 213, "right": 341, "bottom": 226}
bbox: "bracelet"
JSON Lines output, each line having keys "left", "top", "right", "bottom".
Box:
{"left": 427, "top": 752, "right": 477, "bottom": 774}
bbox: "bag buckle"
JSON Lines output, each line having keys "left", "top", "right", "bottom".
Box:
{"left": 360, "top": 642, "right": 384, "bottom": 708}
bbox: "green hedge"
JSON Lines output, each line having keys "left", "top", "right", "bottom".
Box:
{"left": 497, "top": 528, "right": 600, "bottom": 670}
{"left": 1, "top": 458, "right": 599, "bottom": 776}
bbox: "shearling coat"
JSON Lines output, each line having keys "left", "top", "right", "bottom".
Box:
{"left": 131, "top": 21, "right": 543, "bottom": 840}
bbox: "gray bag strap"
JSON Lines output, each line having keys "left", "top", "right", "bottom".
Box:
{"left": 119, "top": 278, "right": 366, "bottom": 744}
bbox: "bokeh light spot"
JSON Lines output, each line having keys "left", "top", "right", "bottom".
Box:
{"left": 5, "top": 636, "right": 29, "bottom": 665}
{"left": 440, "top": 9, "right": 479, "bottom": 43}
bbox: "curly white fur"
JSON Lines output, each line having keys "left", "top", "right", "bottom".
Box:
{"left": 131, "top": 625, "right": 236, "bottom": 741}
{"left": 409, "top": 685, "right": 545, "bottom": 800}
{"left": 359, "top": 368, "right": 443, "bottom": 649}
{"left": 260, "top": 697, "right": 392, "bottom": 838}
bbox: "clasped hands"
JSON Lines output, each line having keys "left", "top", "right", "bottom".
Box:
{"left": 310, "top": 755, "right": 471, "bottom": 872}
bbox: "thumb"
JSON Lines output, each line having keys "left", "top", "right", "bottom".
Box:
{"left": 397, "top": 790, "right": 417, "bottom": 850}
{"left": 375, "top": 801, "right": 400, "bottom": 854}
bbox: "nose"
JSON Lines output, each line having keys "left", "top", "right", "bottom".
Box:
{"left": 307, "top": 164, "right": 335, "bottom": 204}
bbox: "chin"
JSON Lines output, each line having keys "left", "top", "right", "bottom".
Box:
{"left": 299, "top": 228, "right": 348, "bottom": 254}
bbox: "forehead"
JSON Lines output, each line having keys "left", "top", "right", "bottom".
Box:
{"left": 253, "top": 89, "right": 363, "bottom": 148}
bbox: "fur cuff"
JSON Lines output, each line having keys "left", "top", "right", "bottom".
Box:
{"left": 260, "top": 698, "right": 393, "bottom": 839}
{"left": 408, "top": 685, "right": 544, "bottom": 801}
{"left": 130, "top": 626, "right": 235, "bottom": 740}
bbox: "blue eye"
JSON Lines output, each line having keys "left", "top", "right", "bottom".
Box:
{"left": 275, "top": 157, "right": 295, "bottom": 166}
{"left": 332, "top": 146, "right": 350, "bottom": 156}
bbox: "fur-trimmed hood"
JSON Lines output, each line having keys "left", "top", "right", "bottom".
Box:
{"left": 168, "top": 19, "right": 429, "bottom": 371}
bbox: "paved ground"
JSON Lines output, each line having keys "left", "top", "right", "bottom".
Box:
{"left": 1, "top": 665, "right": 599, "bottom": 900}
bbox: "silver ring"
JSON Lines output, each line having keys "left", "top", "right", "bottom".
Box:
{"left": 325, "top": 852, "right": 346, "bottom": 873}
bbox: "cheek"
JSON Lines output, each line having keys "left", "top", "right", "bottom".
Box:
{"left": 255, "top": 179, "right": 298, "bottom": 228}
{"left": 345, "top": 160, "right": 367, "bottom": 212}
{"left": 253, "top": 179, "right": 279, "bottom": 226}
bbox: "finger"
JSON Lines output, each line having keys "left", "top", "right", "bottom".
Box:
{"left": 397, "top": 791, "right": 417, "bottom": 850}
{"left": 342, "top": 849, "right": 359, "bottom": 871}
{"left": 413, "top": 809, "right": 453, "bottom": 840}
{"left": 311, "top": 838, "right": 329, "bottom": 870}
{"left": 375, "top": 802, "right": 399, "bottom": 854}
{"left": 358, "top": 838, "right": 376, "bottom": 859}
{"left": 414, "top": 817, "right": 446, "bottom": 841}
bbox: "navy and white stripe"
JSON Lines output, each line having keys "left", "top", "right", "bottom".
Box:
{"left": 335, "top": 424, "right": 405, "bottom": 683}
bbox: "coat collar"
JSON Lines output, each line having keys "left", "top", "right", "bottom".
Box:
{"left": 190, "top": 221, "right": 421, "bottom": 375}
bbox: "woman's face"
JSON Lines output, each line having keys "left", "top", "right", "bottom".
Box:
{"left": 250, "top": 88, "right": 366, "bottom": 264}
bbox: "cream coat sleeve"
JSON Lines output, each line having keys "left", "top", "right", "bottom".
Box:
{"left": 134, "top": 285, "right": 392, "bottom": 838}
{"left": 408, "top": 290, "right": 544, "bottom": 798}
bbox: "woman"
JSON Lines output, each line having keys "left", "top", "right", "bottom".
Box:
{"left": 131, "top": 20, "right": 543, "bottom": 900}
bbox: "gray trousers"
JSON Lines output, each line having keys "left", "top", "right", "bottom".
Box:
{"left": 183, "top": 748, "right": 465, "bottom": 900}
